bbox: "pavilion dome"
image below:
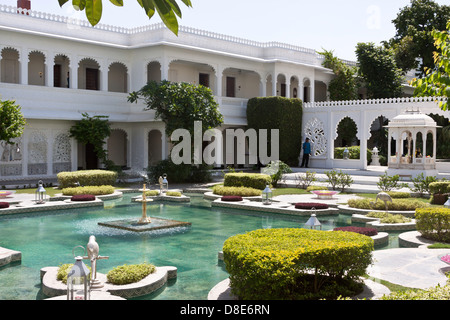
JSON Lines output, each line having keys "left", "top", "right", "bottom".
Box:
{"left": 386, "top": 109, "right": 438, "bottom": 128}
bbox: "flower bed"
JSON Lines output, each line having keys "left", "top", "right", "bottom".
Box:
{"left": 294, "top": 202, "right": 329, "bottom": 210}
{"left": 333, "top": 226, "right": 378, "bottom": 237}
{"left": 0, "top": 190, "right": 15, "bottom": 198}
{"left": 71, "top": 194, "right": 96, "bottom": 202}
{"left": 221, "top": 195, "right": 243, "bottom": 202}
{"left": 0, "top": 202, "right": 10, "bottom": 209}
{"left": 441, "top": 254, "right": 450, "bottom": 264}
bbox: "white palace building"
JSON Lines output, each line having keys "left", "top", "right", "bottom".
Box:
{"left": 0, "top": 1, "right": 449, "bottom": 183}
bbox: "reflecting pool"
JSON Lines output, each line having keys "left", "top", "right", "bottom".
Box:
{"left": 0, "top": 194, "right": 388, "bottom": 300}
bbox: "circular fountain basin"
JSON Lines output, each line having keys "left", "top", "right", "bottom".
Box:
{"left": 0, "top": 190, "right": 15, "bottom": 198}
{"left": 311, "top": 190, "right": 340, "bottom": 199}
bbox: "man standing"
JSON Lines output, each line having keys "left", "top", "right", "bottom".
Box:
{"left": 300, "top": 138, "right": 311, "bottom": 168}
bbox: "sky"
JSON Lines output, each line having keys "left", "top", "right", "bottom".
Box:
{"left": 1, "top": 0, "right": 449, "bottom": 61}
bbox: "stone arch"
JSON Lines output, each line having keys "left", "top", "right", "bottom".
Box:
{"left": 53, "top": 54, "right": 70, "bottom": 88}
{"left": 222, "top": 67, "right": 261, "bottom": 98}
{"left": 148, "top": 129, "right": 163, "bottom": 166}
{"left": 334, "top": 116, "right": 359, "bottom": 148}
{"left": 290, "top": 75, "right": 300, "bottom": 98}
{"left": 147, "top": 60, "right": 162, "bottom": 83}
{"left": 108, "top": 129, "right": 128, "bottom": 168}
{"left": 303, "top": 77, "right": 311, "bottom": 102}
{"left": 28, "top": 50, "right": 46, "bottom": 86}
{"left": 169, "top": 59, "right": 217, "bottom": 93}
{"left": 276, "top": 73, "right": 287, "bottom": 97}
{"left": 78, "top": 57, "right": 100, "bottom": 90}
{"left": 1, "top": 47, "right": 20, "bottom": 83}
{"left": 367, "top": 115, "right": 389, "bottom": 161}
{"left": 108, "top": 61, "right": 128, "bottom": 93}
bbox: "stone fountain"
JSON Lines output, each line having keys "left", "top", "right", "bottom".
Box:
{"left": 98, "top": 184, "right": 191, "bottom": 233}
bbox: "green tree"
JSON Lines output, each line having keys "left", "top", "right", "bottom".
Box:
{"left": 0, "top": 100, "right": 27, "bottom": 145}
{"left": 128, "top": 80, "right": 223, "bottom": 138}
{"left": 411, "top": 21, "right": 450, "bottom": 110}
{"left": 58, "top": 0, "right": 192, "bottom": 35}
{"left": 318, "top": 49, "right": 359, "bottom": 101}
{"left": 356, "top": 42, "right": 404, "bottom": 99}
{"left": 69, "top": 112, "right": 113, "bottom": 169}
{"left": 390, "top": 0, "right": 450, "bottom": 76}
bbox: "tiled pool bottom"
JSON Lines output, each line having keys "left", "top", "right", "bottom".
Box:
{"left": 0, "top": 194, "right": 397, "bottom": 300}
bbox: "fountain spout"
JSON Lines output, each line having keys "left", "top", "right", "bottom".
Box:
{"left": 138, "top": 184, "right": 152, "bottom": 224}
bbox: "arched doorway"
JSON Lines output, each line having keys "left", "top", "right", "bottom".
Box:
{"left": 148, "top": 130, "right": 162, "bottom": 166}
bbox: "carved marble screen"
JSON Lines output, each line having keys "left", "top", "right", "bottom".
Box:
{"left": 28, "top": 130, "right": 48, "bottom": 175}
{"left": 53, "top": 132, "right": 72, "bottom": 174}
{"left": 304, "top": 118, "right": 327, "bottom": 157}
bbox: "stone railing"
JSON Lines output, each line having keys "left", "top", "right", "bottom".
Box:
{"left": 0, "top": 4, "right": 323, "bottom": 65}
{"left": 303, "top": 96, "right": 447, "bottom": 109}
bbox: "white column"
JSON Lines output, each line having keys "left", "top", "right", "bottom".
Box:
{"left": 387, "top": 131, "right": 392, "bottom": 166}
{"left": 161, "top": 58, "right": 169, "bottom": 81}
{"left": 260, "top": 77, "right": 267, "bottom": 97}
{"left": 100, "top": 61, "right": 108, "bottom": 91}
{"left": 299, "top": 80, "right": 304, "bottom": 101}
{"left": 216, "top": 66, "right": 223, "bottom": 97}
{"left": 310, "top": 80, "right": 315, "bottom": 103}
{"left": 19, "top": 49, "right": 28, "bottom": 85}
{"left": 45, "top": 52, "right": 54, "bottom": 87}
{"left": 285, "top": 79, "right": 291, "bottom": 98}
{"left": 360, "top": 111, "right": 367, "bottom": 170}
{"left": 272, "top": 73, "right": 277, "bottom": 96}
{"left": 70, "top": 59, "right": 78, "bottom": 89}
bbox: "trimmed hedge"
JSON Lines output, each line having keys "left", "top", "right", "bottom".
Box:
{"left": 165, "top": 191, "right": 182, "bottom": 197}
{"left": 223, "top": 173, "right": 271, "bottom": 190}
{"left": 212, "top": 185, "right": 262, "bottom": 197}
{"left": 347, "top": 198, "right": 428, "bottom": 211}
{"left": 62, "top": 185, "right": 115, "bottom": 196}
{"left": 221, "top": 196, "right": 243, "bottom": 202}
{"left": 333, "top": 226, "right": 378, "bottom": 237}
{"left": 294, "top": 202, "right": 329, "bottom": 210}
{"left": 429, "top": 181, "right": 450, "bottom": 204}
{"left": 106, "top": 263, "right": 156, "bottom": 285}
{"left": 334, "top": 146, "right": 372, "bottom": 163}
{"left": 246, "top": 96, "right": 303, "bottom": 166}
{"left": 416, "top": 208, "right": 450, "bottom": 243}
{"left": 71, "top": 194, "right": 96, "bottom": 202}
{"left": 57, "top": 170, "right": 117, "bottom": 188}
{"left": 0, "top": 202, "right": 9, "bottom": 209}
{"left": 428, "top": 181, "right": 450, "bottom": 194}
{"left": 223, "top": 228, "right": 373, "bottom": 300}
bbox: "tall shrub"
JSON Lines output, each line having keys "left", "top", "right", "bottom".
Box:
{"left": 246, "top": 97, "right": 302, "bottom": 166}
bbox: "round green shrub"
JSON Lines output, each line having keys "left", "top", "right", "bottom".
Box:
{"left": 212, "top": 185, "right": 262, "bottom": 197}
{"left": 347, "top": 198, "right": 427, "bottom": 211}
{"left": 386, "top": 191, "right": 411, "bottom": 198}
{"left": 57, "top": 170, "right": 117, "bottom": 188}
{"left": 165, "top": 191, "right": 182, "bottom": 197}
{"left": 106, "top": 263, "right": 156, "bottom": 285}
{"left": 416, "top": 208, "right": 450, "bottom": 243}
{"left": 223, "top": 228, "right": 373, "bottom": 300}
{"left": 145, "top": 190, "right": 160, "bottom": 196}
{"left": 62, "top": 185, "right": 115, "bottom": 196}
{"left": 366, "top": 211, "right": 411, "bottom": 223}
{"left": 223, "top": 173, "right": 271, "bottom": 190}
{"left": 306, "top": 185, "right": 328, "bottom": 192}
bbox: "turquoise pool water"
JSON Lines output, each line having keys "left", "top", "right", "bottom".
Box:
{"left": 0, "top": 194, "right": 392, "bottom": 300}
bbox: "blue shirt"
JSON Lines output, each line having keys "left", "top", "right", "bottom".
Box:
{"left": 303, "top": 141, "right": 311, "bottom": 155}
